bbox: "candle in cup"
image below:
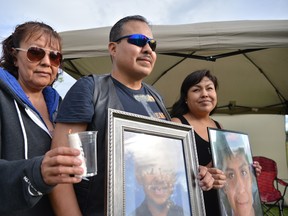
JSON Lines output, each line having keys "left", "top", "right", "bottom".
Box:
{"left": 68, "top": 133, "right": 87, "bottom": 178}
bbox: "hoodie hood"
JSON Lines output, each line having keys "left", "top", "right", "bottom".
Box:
{"left": 0, "top": 67, "right": 60, "bottom": 122}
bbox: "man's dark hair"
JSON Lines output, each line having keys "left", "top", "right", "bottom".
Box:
{"left": 109, "top": 15, "right": 150, "bottom": 42}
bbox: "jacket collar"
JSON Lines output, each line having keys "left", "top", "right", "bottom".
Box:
{"left": 0, "top": 67, "right": 60, "bottom": 122}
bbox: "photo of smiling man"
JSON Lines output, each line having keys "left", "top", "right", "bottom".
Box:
{"left": 208, "top": 129, "right": 263, "bottom": 216}
{"left": 124, "top": 132, "right": 191, "bottom": 216}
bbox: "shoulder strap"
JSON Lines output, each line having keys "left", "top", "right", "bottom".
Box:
{"left": 92, "top": 74, "right": 99, "bottom": 106}
{"left": 178, "top": 115, "right": 190, "bottom": 125}
{"left": 213, "top": 120, "right": 222, "bottom": 129}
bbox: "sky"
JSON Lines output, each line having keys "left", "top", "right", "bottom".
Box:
{"left": 1, "top": 0, "right": 288, "bottom": 39}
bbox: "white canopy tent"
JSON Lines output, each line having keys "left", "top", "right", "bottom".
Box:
{"left": 59, "top": 20, "right": 288, "bottom": 115}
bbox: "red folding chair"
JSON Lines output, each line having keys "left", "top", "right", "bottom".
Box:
{"left": 253, "top": 156, "right": 288, "bottom": 216}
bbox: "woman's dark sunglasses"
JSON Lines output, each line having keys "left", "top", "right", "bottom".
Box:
{"left": 114, "top": 34, "right": 157, "bottom": 51}
{"left": 15, "top": 46, "right": 62, "bottom": 67}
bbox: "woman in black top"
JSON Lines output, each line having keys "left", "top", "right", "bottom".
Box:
{"left": 175, "top": 116, "right": 223, "bottom": 216}
{"left": 170, "top": 70, "right": 261, "bottom": 216}
{"left": 171, "top": 70, "right": 225, "bottom": 215}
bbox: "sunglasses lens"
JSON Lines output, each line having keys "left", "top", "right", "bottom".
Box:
{"left": 27, "top": 47, "right": 45, "bottom": 62}
{"left": 128, "top": 35, "right": 147, "bottom": 46}
{"left": 148, "top": 40, "right": 157, "bottom": 51}
{"left": 27, "top": 47, "right": 62, "bottom": 66}
{"left": 127, "top": 35, "right": 156, "bottom": 51}
{"left": 49, "top": 52, "right": 62, "bottom": 67}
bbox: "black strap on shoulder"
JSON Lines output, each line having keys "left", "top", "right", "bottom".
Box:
{"left": 91, "top": 74, "right": 100, "bottom": 107}
{"left": 177, "top": 115, "right": 189, "bottom": 125}
{"left": 213, "top": 120, "right": 222, "bottom": 129}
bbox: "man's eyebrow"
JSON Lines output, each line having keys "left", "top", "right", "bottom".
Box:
{"left": 239, "top": 162, "right": 249, "bottom": 169}
{"left": 225, "top": 167, "right": 234, "bottom": 172}
{"left": 225, "top": 161, "right": 249, "bottom": 172}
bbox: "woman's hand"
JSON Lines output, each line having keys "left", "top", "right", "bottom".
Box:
{"left": 208, "top": 168, "right": 226, "bottom": 189}
{"left": 41, "top": 147, "right": 84, "bottom": 185}
{"left": 253, "top": 161, "right": 262, "bottom": 176}
{"left": 198, "top": 165, "right": 214, "bottom": 191}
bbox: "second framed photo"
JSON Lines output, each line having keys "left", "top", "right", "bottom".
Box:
{"left": 106, "top": 109, "right": 205, "bottom": 216}
{"left": 207, "top": 128, "right": 263, "bottom": 216}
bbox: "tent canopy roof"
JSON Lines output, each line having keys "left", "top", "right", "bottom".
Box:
{"left": 60, "top": 20, "right": 288, "bottom": 115}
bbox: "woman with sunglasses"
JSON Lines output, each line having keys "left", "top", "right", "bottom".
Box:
{"left": 0, "top": 21, "right": 84, "bottom": 216}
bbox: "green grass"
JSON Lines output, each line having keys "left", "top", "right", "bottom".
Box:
{"left": 262, "top": 205, "right": 288, "bottom": 215}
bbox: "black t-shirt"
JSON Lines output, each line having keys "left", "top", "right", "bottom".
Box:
{"left": 176, "top": 115, "right": 221, "bottom": 216}
{"left": 56, "top": 76, "right": 95, "bottom": 123}
{"left": 56, "top": 75, "right": 166, "bottom": 123}
{"left": 112, "top": 77, "right": 166, "bottom": 119}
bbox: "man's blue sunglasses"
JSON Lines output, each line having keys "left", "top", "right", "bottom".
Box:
{"left": 114, "top": 34, "right": 157, "bottom": 51}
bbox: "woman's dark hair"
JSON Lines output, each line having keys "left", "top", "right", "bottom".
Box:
{"left": 0, "top": 21, "right": 62, "bottom": 78}
{"left": 109, "top": 15, "right": 150, "bottom": 42}
{"left": 170, "top": 69, "right": 218, "bottom": 117}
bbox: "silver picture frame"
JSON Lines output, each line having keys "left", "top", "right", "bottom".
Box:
{"left": 106, "top": 109, "right": 205, "bottom": 216}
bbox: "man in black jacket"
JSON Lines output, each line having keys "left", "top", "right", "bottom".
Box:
{"left": 50, "top": 15, "right": 214, "bottom": 216}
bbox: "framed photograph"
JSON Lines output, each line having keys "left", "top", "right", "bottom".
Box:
{"left": 207, "top": 128, "right": 263, "bottom": 216}
{"left": 106, "top": 109, "right": 205, "bottom": 216}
